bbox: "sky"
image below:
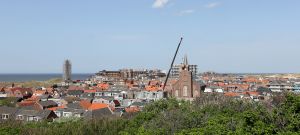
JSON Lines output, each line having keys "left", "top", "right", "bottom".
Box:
{"left": 0, "top": 0, "right": 300, "bottom": 73}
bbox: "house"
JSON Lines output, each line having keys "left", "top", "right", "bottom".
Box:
{"left": 32, "top": 90, "right": 46, "bottom": 97}
{"left": 0, "top": 88, "right": 7, "bottom": 97}
{"left": 95, "top": 90, "right": 121, "bottom": 97}
{"left": 68, "top": 86, "right": 85, "bottom": 91}
{"left": 0, "top": 106, "right": 18, "bottom": 121}
{"left": 88, "top": 103, "right": 109, "bottom": 111}
{"left": 204, "top": 86, "right": 224, "bottom": 93}
{"left": 6, "top": 87, "right": 33, "bottom": 98}
{"left": 124, "top": 101, "right": 147, "bottom": 113}
{"left": 257, "top": 87, "right": 272, "bottom": 96}
{"left": 39, "top": 94, "right": 52, "bottom": 101}
{"left": 224, "top": 92, "right": 242, "bottom": 99}
{"left": 267, "top": 81, "right": 293, "bottom": 92}
{"left": 67, "top": 103, "right": 82, "bottom": 109}
{"left": 48, "top": 98, "right": 68, "bottom": 107}
{"left": 36, "top": 100, "right": 58, "bottom": 110}
{"left": 111, "top": 100, "right": 121, "bottom": 107}
{"left": 81, "top": 92, "right": 95, "bottom": 99}
{"left": 83, "top": 107, "right": 113, "bottom": 120}
{"left": 123, "top": 90, "right": 140, "bottom": 99}
{"left": 79, "top": 100, "right": 92, "bottom": 110}
{"left": 67, "top": 90, "right": 84, "bottom": 97}
{"left": 54, "top": 108, "right": 85, "bottom": 118}
{"left": 293, "top": 82, "right": 300, "bottom": 93}
{"left": 84, "top": 89, "right": 96, "bottom": 94}
{"left": 225, "top": 84, "right": 249, "bottom": 92}
{"left": 97, "top": 83, "right": 110, "bottom": 90}
{"left": 15, "top": 109, "right": 57, "bottom": 122}
{"left": 130, "top": 101, "right": 147, "bottom": 108}
{"left": 243, "top": 91, "right": 260, "bottom": 101}
{"left": 121, "top": 99, "right": 137, "bottom": 107}
{"left": 0, "top": 106, "right": 57, "bottom": 122}
{"left": 93, "top": 96, "right": 114, "bottom": 104}
{"left": 136, "top": 90, "right": 164, "bottom": 101}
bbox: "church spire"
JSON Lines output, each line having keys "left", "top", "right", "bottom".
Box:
{"left": 181, "top": 54, "right": 189, "bottom": 71}
{"left": 183, "top": 54, "right": 188, "bottom": 65}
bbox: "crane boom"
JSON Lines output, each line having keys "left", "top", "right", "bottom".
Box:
{"left": 162, "top": 37, "right": 183, "bottom": 92}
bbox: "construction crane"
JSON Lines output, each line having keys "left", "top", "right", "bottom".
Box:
{"left": 162, "top": 37, "right": 183, "bottom": 96}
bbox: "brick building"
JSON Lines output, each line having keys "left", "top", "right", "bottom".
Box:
{"left": 170, "top": 56, "right": 200, "bottom": 101}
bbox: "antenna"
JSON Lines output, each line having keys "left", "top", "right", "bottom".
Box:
{"left": 163, "top": 37, "right": 183, "bottom": 92}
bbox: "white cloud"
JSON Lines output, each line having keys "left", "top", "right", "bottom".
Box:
{"left": 152, "top": 0, "right": 169, "bottom": 8}
{"left": 204, "top": 2, "right": 221, "bottom": 9}
{"left": 177, "top": 9, "right": 195, "bottom": 16}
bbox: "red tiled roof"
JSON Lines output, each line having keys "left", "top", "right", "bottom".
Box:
{"left": 145, "top": 86, "right": 161, "bottom": 92}
{"left": 88, "top": 103, "right": 109, "bottom": 111}
{"left": 80, "top": 100, "right": 92, "bottom": 109}
{"left": 84, "top": 90, "right": 96, "bottom": 93}
{"left": 125, "top": 106, "right": 140, "bottom": 113}
{"left": 47, "top": 106, "right": 65, "bottom": 111}
{"left": 24, "top": 96, "right": 40, "bottom": 101}
{"left": 97, "top": 83, "right": 109, "bottom": 90}
{"left": 18, "top": 101, "right": 36, "bottom": 106}
{"left": 10, "top": 87, "right": 33, "bottom": 94}
{"left": 34, "top": 90, "right": 45, "bottom": 95}
{"left": 224, "top": 92, "right": 240, "bottom": 97}
{"left": 244, "top": 91, "right": 259, "bottom": 96}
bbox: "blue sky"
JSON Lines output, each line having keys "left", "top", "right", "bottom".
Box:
{"left": 0, "top": 0, "right": 300, "bottom": 73}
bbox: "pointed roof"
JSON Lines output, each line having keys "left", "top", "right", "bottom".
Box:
{"left": 183, "top": 54, "right": 188, "bottom": 65}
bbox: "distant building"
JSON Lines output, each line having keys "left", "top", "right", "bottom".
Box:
{"left": 96, "top": 69, "right": 165, "bottom": 80}
{"left": 267, "top": 81, "right": 293, "bottom": 92}
{"left": 293, "top": 82, "right": 300, "bottom": 93}
{"left": 170, "top": 56, "right": 200, "bottom": 101}
{"left": 63, "top": 59, "right": 72, "bottom": 82}
{"left": 171, "top": 55, "right": 198, "bottom": 78}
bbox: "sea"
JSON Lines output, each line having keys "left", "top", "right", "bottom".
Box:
{"left": 0, "top": 74, "right": 93, "bottom": 82}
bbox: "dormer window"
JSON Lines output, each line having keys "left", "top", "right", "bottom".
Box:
{"left": 2, "top": 114, "right": 9, "bottom": 119}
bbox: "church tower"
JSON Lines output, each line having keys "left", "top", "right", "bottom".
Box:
{"left": 181, "top": 54, "right": 189, "bottom": 71}
{"left": 171, "top": 55, "right": 200, "bottom": 101}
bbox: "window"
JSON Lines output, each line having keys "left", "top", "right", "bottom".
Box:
{"left": 55, "top": 111, "right": 61, "bottom": 117}
{"left": 194, "top": 91, "right": 199, "bottom": 97}
{"left": 183, "top": 86, "right": 188, "bottom": 97}
{"left": 175, "top": 90, "right": 179, "bottom": 97}
{"left": 63, "top": 112, "right": 71, "bottom": 117}
{"left": 28, "top": 116, "right": 34, "bottom": 121}
{"left": 33, "top": 117, "right": 39, "bottom": 121}
{"left": 74, "top": 114, "right": 81, "bottom": 117}
{"left": 2, "top": 114, "right": 9, "bottom": 120}
{"left": 17, "top": 115, "right": 23, "bottom": 120}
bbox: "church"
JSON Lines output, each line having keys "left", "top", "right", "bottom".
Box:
{"left": 170, "top": 55, "right": 200, "bottom": 101}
